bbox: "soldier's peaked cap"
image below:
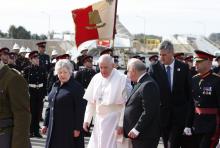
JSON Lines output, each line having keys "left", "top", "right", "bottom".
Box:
{"left": 194, "top": 50, "right": 215, "bottom": 61}
{"left": 174, "top": 52, "right": 184, "bottom": 58}
{"left": 131, "top": 55, "right": 141, "bottom": 59}
{"left": 80, "top": 48, "right": 88, "bottom": 53}
{"left": 149, "top": 55, "right": 158, "bottom": 61}
{"left": 0, "top": 47, "right": 10, "bottom": 53}
{"left": 184, "top": 55, "right": 193, "bottom": 62}
{"left": 36, "top": 41, "right": 46, "bottom": 48}
{"left": 100, "top": 48, "right": 113, "bottom": 56}
{"left": 29, "top": 51, "right": 39, "bottom": 59}
{"left": 82, "top": 55, "right": 93, "bottom": 63}
{"left": 56, "top": 54, "right": 70, "bottom": 61}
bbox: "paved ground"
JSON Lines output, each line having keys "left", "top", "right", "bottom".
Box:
{"left": 31, "top": 137, "right": 163, "bottom": 148}
{"left": 31, "top": 101, "right": 164, "bottom": 148}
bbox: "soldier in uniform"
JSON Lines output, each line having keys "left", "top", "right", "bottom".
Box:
{"left": 75, "top": 55, "right": 96, "bottom": 89}
{"left": 75, "top": 55, "right": 96, "bottom": 137}
{"left": 76, "top": 48, "right": 88, "bottom": 70}
{"left": 113, "top": 55, "right": 120, "bottom": 69}
{"left": 100, "top": 48, "right": 113, "bottom": 56}
{"left": 213, "top": 56, "right": 220, "bottom": 74}
{"left": 184, "top": 50, "right": 220, "bottom": 148}
{"left": 184, "top": 55, "right": 197, "bottom": 76}
{"left": 8, "top": 52, "right": 19, "bottom": 70}
{"left": 0, "top": 56, "right": 31, "bottom": 148}
{"left": 23, "top": 51, "right": 47, "bottom": 138}
{"left": 0, "top": 47, "right": 9, "bottom": 64}
{"left": 149, "top": 55, "right": 159, "bottom": 64}
{"left": 139, "top": 56, "right": 146, "bottom": 63}
{"left": 15, "top": 47, "right": 30, "bottom": 72}
{"left": 174, "top": 52, "right": 185, "bottom": 62}
{"left": 36, "top": 41, "right": 50, "bottom": 73}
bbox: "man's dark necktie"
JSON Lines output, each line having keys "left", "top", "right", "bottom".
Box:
{"left": 166, "top": 66, "right": 171, "bottom": 90}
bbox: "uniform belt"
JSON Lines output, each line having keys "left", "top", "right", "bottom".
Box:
{"left": 29, "top": 83, "right": 43, "bottom": 88}
{"left": 195, "top": 107, "right": 219, "bottom": 115}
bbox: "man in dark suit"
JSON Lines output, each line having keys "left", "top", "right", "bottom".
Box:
{"left": 148, "top": 40, "right": 193, "bottom": 148}
{"left": 124, "top": 58, "right": 160, "bottom": 148}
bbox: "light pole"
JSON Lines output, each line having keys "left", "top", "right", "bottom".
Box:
{"left": 136, "top": 15, "right": 146, "bottom": 45}
{"left": 41, "top": 11, "right": 51, "bottom": 39}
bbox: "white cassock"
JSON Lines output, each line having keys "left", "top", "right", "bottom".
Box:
{"left": 84, "top": 68, "right": 132, "bottom": 148}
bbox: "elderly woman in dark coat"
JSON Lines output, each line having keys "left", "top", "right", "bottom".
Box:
{"left": 41, "top": 59, "right": 85, "bottom": 148}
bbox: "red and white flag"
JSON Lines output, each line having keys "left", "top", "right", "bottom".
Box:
{"left": 72, "top": 0, "right": 117, "bottom": 47}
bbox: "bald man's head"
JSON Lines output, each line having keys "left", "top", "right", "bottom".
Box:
{"left": 127, "top": 58, "right": 146, "bottom": 82}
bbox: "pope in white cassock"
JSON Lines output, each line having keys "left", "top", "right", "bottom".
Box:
{"left": 83, "top": 55, "right": 132, "bottom": 148}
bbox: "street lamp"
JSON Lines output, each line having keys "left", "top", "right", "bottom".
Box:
{"left": 136, "top": 15, "right": 146, "bottom": 45}
{"left": 41, "top": 11, "right": 51, "bottom": 39}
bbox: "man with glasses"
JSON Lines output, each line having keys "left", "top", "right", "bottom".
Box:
{"left": 148, "top": 40, "right": 193, "bottom": 148}
{"left": 22, "top": 51, "right": 47, "bottom": 138}
{"left": 184, "top": 50, "right": 220, "bottom": 148}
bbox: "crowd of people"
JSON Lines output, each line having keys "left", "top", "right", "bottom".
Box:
{"left": 0, "top": 40, "right": 220, "bottom": 148}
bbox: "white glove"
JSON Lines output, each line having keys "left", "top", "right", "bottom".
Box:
{"left": 183, "top": 127, "right": 192, "bottom": 136}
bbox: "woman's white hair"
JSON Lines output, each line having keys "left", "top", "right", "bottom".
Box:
{"left": 54, "top": 59, "right": 73, "bottom": 75}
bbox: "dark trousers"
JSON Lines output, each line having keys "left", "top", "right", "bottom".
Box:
{"left": 161, "top": 125, "right": 190, "bottom": 148}
{"left": 132, "top": 137, "right": 159, "bottom": 148}
{"left": 30, "top": 94, "right": 43, "bottom": 134}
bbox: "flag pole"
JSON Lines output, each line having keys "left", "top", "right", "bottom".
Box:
{"left": 112, "top": 0, "right": 118, "bottom": 49}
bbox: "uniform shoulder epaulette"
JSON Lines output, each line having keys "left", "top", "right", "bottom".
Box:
{"left": 11, "top": 68, "right": 21, "bottom": 75}
{"left": 213, "top": 72, "right": 220, "bottom": 77}
{"left": 193, "top": 73, "right": 200, "bottom": 78}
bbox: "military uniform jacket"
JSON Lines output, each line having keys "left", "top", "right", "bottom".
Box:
{"left": 0, "top": 65, "right": 31, "bottom": 148}
{"left": 15, "top": 56, "right": 30, "bottom": 72}
{"left": 23, "top": 64, "right": 47, "bottom": 97}
{"left": 39, "top": 53, "right": 50, "bottom": 72}
{"left": 75, "top": 68, "right": 96, "bottom": 89}
{"left": 191, "top": 71, "right": 220, "bottom": 134}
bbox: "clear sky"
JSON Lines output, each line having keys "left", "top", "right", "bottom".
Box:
{"left": 0, "top": 0, "right": 220, "bottom": 37}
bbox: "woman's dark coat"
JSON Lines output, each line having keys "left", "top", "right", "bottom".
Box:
{"left": 44, "top": 76, "right": 86, "bottom": 148}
